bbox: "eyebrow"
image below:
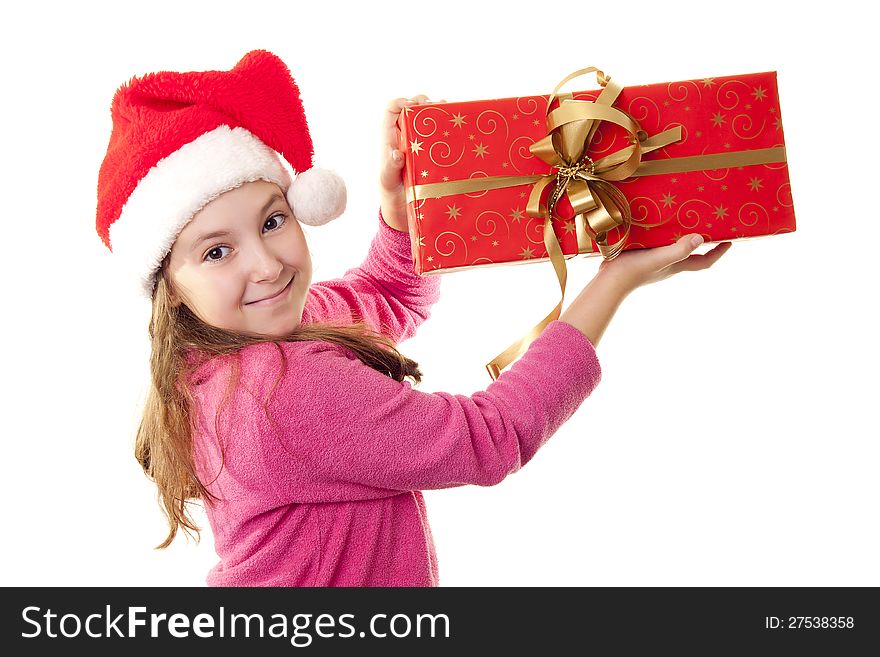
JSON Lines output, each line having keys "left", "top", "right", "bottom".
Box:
{"left": 189, "top": 192, "right": 286, "bottom": 253}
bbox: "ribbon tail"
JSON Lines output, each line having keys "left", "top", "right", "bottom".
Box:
{"left": 485, "top": 216, "right": 568, "bottom": 381}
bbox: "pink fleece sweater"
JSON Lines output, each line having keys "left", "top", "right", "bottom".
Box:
{"left": 187, "top": 209, "right": 602, "bottom": 586}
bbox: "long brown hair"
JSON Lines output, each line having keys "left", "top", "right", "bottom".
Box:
{"left": 135, "top": 265, "right": 424, "bottom": 549}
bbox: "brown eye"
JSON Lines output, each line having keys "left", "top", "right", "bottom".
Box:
{"left": 204, "top": 246, "right": 230, "bottom": 262}
{"left": 263, "top": 212, "right": 286, "bottom": 232}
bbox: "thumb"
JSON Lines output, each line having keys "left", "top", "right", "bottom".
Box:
{"left": 679, "top": 233, "right": 704, "bottom": 253}
{"left": 662, "top": 233, "right": 704, "bottom": 266}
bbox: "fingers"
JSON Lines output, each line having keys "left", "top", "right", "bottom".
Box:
{"left": 384, "top": 95, "right": 446, "bottom": 156}
{"left": 668, "top": 240, "right": 733, "bottom": 275}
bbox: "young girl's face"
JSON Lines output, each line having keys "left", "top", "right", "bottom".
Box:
{"left": 166, "top": 180, "right": 312, "bottom": 338}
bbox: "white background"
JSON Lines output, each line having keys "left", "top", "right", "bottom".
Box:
{"left": 1, "top": 0, "right": 876, "bottom": 587}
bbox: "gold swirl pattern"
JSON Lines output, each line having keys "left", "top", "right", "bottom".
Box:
{"left": 428, "top": 140, "right": 466, "bottom": 167}
{"left": 628, "top": 196, "right": 670, "bottom": 228}
{"left": 626, "top": 96, "right": 662, "bottom": 132}
{"left": 776, "top": 183, "right": 793, "bottom": 207}
{"left": 434, "top": 230, "right": 468, "bottom": 260}
{"left": 717, "top": 79, "right": 751, "bottom": 111}
{"left": 676, "top": 198, "right": 715, "bottom": 230}
{"left": 731, "top": 114, "right": 767, "bottom": 141}
{"left": 508, "top": 135, "right": 539, "bottom": 173}
{"left": 412, "top": 106, "right": 447, "bottom": 138}
{"left": 514, "top": 96, "right": 540, "bottom": 116}
{"left": 474, "top": 210, "right": 511, "bottom": 241}
{"left": 584, "top": 124, "right": 616, "bottom": 155}
{"left": 476, "top": 110, "right": 510, "bottom": 142}
{"left": 738, "top": 202, "right": 769, "bottom": 228}
{"left": 667, "top": 80, "right": 702, "bottom": 104}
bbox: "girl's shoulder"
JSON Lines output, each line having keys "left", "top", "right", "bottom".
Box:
{"left": 186, "top": 339, "right": 352, "bottom": 392}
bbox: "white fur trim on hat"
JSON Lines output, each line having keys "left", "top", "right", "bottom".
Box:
{"left": 286, "top": 167, "right": 347, "bottom": 227}
{"left": 109, "top": 125, "right": 292, "bottom": 299}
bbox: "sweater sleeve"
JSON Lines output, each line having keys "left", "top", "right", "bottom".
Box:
{"left": 301, "top": 208, "right": 441, "bottom": 344}
{"left": 235, "top": 319, "right": 602, "bottom": 504}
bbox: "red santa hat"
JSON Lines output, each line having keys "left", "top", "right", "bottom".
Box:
{"left": 95, "top": 49, "right": 346, "bottom": 299}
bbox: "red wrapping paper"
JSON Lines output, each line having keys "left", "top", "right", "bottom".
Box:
{"left": 399, "top": 70, "right": 796, "bottom": 276}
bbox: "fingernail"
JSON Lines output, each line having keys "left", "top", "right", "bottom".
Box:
{"left": 392, "top": 150, "right": 402, "bottom": 161}
{"left": 691, "top": 235, "right": 704, "bottom": 247}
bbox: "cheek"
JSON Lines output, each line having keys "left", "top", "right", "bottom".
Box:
{"left": 182, "top": 272, "right": 244, "bottom": 321}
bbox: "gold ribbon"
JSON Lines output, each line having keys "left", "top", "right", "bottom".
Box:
{"left": 408, "top": 67, "right": 787, "bottom": 380}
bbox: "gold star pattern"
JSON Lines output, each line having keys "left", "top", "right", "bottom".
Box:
{"left": 751, "top": 85, "right": 767, "bottom": 101}
{"left": 721, "top": 184, "right": 728, "bottom": 191}
{"left": 711, "top": 112, "right": 726, "bottom": 127}
{"left": 519, "top": 191, "right": 527, "bottom": 198}
{"left": 696, "top": 131, "right": 703, "bottom": 138}
{"left": 713, "top": 204, "right": 729, "bottom": 220}
{"left": 492, "top": 240, "right": 499, "bottom": 247}
{"left": 532, "top": 119, "right": 541, "bottom": 126}
{"left": 748, "top": 177, "right": 764, "bottom": 191}
{"left": 684, "top": 106, "right": 691, "bottom": 112}
{"left": 445, "top": 203, "right": 462, "bottom": 220}
{"left": 450, "top": 112, "right": 467, "bottom": 128}
{"left": 512, "top": 113, "right": 519, "bottom": 120}
{"left": 509, "top": 208, "right": 525, "bottom": 223}
{"left": 417, "top": 236, "right": 426, "bottom": 247}
{"left": 697, "top": 185, "right": 705, "bottom": 192}
{"left": 661, "top": 192, "right": 677, "bottom": 208}
{"left": 769, "top": 107, "right": 777, "bottom": 113}
{"left": 663, "top": 100, "right": 671, "bottom": 107}
{"left": 427, "top": 255, "right": 434, "bottom": 261}
{"left": 442, "top": 176, "right": 450, "bottom": 182}
{"left": 745, "top": 103, "right": 752, "bottom": 110}
{"left": 443, "top": 130, "right": 450, "bottom": 136}
{"left": 468, "top": 134, "right": 476, "bottom": 141}
{"left": 773, "top": 117, "right": 783, "bottom": 130}
{"left": 409, "top": 139, "right": 424, "bottom": 155}
{"left": 472, "top": 142, "right": 489, "bottom": 158}
{"left": 562, "top": 220, "right": 577, "bottom": 235}
{"left": 420, "top": 169, "right": 429, "bottom": 178}
{"left": 470, "top": 235, "right": 478, "bottom": 242}
{"left": 702, "top": 78, "right": 716, "bottom": 87}
{"left": 773, "top": 206, "right": 779, "bottom": 212}
{"left": 519, "top": 246, "right": 537, "bottom": 260}
{"left": 501, "top": 161, "right": 509, "bottom": 168}
{"left": 671, "top": 177, "right": 678, "bottom": 183}
{"left": 724, "top": 143, "right": 731, "bottom": 148}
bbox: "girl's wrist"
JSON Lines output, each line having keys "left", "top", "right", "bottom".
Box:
{"left": 380, "top": 193, "right": 409, "bottom": 232}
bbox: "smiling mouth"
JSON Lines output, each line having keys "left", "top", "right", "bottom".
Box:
{"left": 247, "top": 276, "right": 294, "bottom": 305}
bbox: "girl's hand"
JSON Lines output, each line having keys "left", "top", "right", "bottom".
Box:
{"left": 598, "top": 234, "right": 733, "bottom": 295}
{"left": 379, "top": 95, "right": 445, "bottom": 232}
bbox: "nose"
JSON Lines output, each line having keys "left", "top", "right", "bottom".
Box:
{"left": 246, "top": 239, "right": 284, "bottom": 283}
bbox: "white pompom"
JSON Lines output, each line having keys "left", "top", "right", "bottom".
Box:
{"left": 286, "top": 167, "right": 347, "bottom": 226}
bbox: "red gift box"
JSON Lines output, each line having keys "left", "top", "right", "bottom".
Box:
{"left": 398, "top": 67, "right": 796, "bottom": 378}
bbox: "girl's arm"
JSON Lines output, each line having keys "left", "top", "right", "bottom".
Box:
{"left": 302, "top": 97, "right": 442, "bottom": 344}
{"left": 302, "top": 208, "right": 441, "bottom": 344}
{"left": 221, "top": 319, "right": 601, "bottom": 504}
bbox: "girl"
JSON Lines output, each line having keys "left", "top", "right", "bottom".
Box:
{"left": 96, "top": 49, "right": 731, "bottom": 587}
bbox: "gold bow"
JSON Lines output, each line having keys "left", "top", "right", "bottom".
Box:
{"left": 406, "top": 67, "right": 787, "bottom": 381}
{"left": 487, "top": 67, "right": 683, "bottom": 379}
